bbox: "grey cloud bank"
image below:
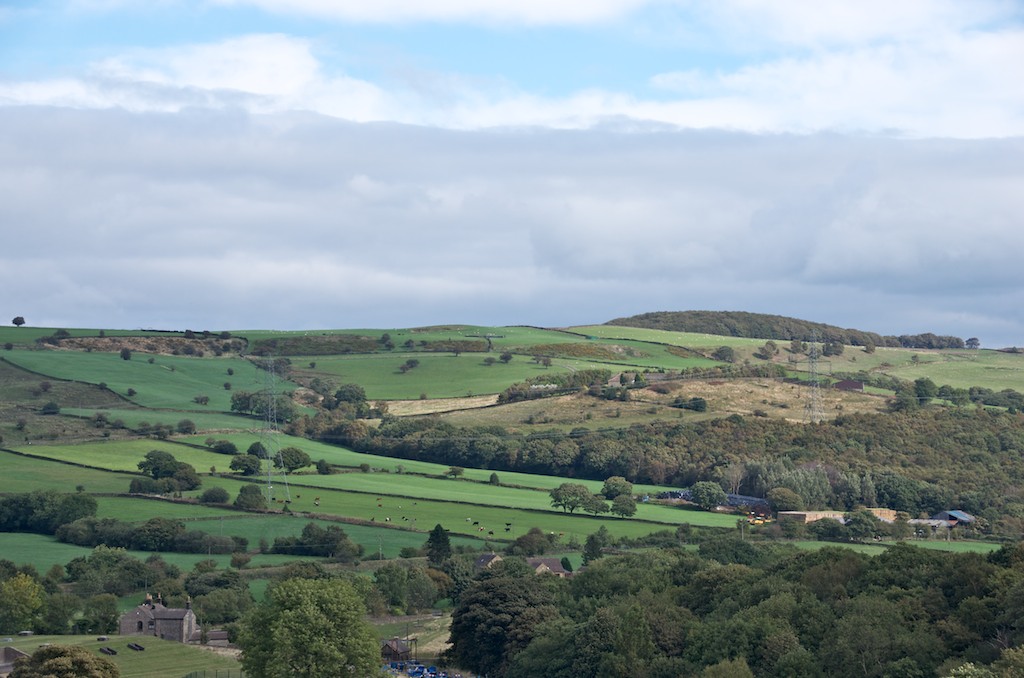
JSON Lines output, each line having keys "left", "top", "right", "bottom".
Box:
{"left": 1, "top": 107, "right": 1021, "bottom": 346}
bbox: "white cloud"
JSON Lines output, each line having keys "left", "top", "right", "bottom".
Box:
{"left": 1, "top": 108, "right": 1021, "bottom": 343}
{"left": 2, "top": 18, "right": 1021, "bottom": 138}
{"left": 207, "top": 0, "right": 651, "bottom": 25}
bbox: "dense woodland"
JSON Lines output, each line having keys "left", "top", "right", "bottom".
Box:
{"left": 292, "top": 408, "right": 1024, "bottom": 535}
{"left": 446, "top": 542, "right": 1024, "bottom": 678}
{"left": 608, "top": 310, "right": 970, "bottom": 349}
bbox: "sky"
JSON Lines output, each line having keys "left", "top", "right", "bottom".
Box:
{"left": 1, "top": 1, "right": 1022, "bottom": 346}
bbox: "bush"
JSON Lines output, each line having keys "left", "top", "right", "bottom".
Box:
{"left": 40, "top": 401, "right": 61, "bottom": 415}
{"left": 200, "top": 487, "right": 230, "bottom": 504}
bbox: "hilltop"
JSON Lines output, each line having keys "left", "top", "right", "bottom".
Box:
{"left": 606, "top": 310, "right": 969, "bottom": 349}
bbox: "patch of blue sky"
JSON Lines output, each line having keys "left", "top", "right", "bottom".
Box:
{"left": 0, "top": 0, "right": 747, "bottom": 99}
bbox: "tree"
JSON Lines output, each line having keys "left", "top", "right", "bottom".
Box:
{"left": 12, "top": 316, "right": 25, "bottom": 327}
{"left": 767, "top": 487, "right": 804, "bottom": 512}
{"left": 822, "top": 340, "right": 845, "bottom": 356}
{"left": 234, "top": 485, "right": 268, "bottom": 510}
{"left": 275, "top": 447, "right": 312, "bottom": 472}
{"left": 446, "top": 466, "right": 465, "bottom": 479}
{"left": 914, "top": 377, "right": 938, "bottom": 404}
{"left": 334, "top": 383, "right": 367, "bottom": 404}
{"left": 119, "top": 348, "right": 131, "bottom": 361}
{"left": 601, "top": 476, "right": 633, "bottom": 499}
{"left": 135, "top": 451, "right": 200, "bottom": 491}
{"left": 247, "top": 441, "right": 268, "bottom": 458}
{"left": 235, "top": 577, "right": 379, "bottom": 678}
{"left": 499, "top": 352, "right": 513, "bottom": 364}
{"left": 756, "top": 341, "right": 779, "bottom": 360}
{"left": 230, "top": 454, "right": 263, "bottom": 476}
{"left": 81, "top": 593, "right": 119, "bottom": 633}
{"left": 176, "top": 419, "right": 196, "bottom": 434}
{"left": 0, "top": 572, "right": 45, "bottom": 631}
{"left": 582, "top": 494, "right": 610, "bottom": 516}
{"left": 40, "top": 401, "right": 60, "bottom": 415}
{"left": 489, "top": 472, "right": 501, "bottom": 485}
{"left": 611, "top": 494, "right": 637, "bottom": 517}
{"left": 425, "top": 524, "right": 452, "bottom": 566}
{"left": 447, "top": 576, "right": 560, "bottom": 677}
{"left": 689, "top": 481, "right": 727, "bottom": 510}
{"left": 712, "top": 346, "right": 736, "bottom": 363}
{"left": 966, "top": 337, "right": 981, "bottom": 349}
{"left": 583, "top": 528, "right": 610, "bottom": 565}
{"left": 549, "top": 483, "right": 594, "bottom": 514}
{"left": 10, "top": 644, "right": 120, "bottom": 678}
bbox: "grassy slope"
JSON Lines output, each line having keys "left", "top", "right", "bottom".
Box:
{"left": 0, "top": 450, "right": 138, "bottom": 493}
{"left": 9, "top": 440, "right": 235, "bottom": 474}
{"left": 0, "top": 635, "right": 241, "bottom": 677}
{"left": 0, "top": 533, "right": 318, "bottom": 573}
{"left": 2, "top": 321, "right": 1018, "bottom": 576}
{"left": 2, "top": 349, "right": 274, "bottom": 411}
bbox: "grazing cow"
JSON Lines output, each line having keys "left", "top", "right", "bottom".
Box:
{"left": 473, "top": 521, "right": 479, "bottom": 525}
{"left": 488, "top": 531, "right": 494, "bottom": 536}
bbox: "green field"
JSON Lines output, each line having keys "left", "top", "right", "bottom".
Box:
{"left": 0, "top": 533, "right": 318, "bottom": 574}
{"left": 10, "top": 440, "right": 236, "bottom": 475}
{"left": 0, "top": 450, "right": 138, "bottom": 493}
{"left": 881, "top": 350, "right": 1024, "bottom": 390}
{"left": 93, "top": 497, "right": 483, "bottom": 558}
{"left": 61, "top": 408, "right": 258, "bottom": 433}
{"left": 2, "top": 349, "right": 280, "bottom": 411}
{"left": 301, "top": 352, "right": 577, "bottom": 399}
{"left": 0, "top": 635, "right": 242, "bottom": 677}
{"left": 179, "top": 431, "right": 688, "bottom": 498}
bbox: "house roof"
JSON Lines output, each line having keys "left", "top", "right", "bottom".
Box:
{"left": 474, "top": 553, "right": 503, "bottom": 569}
{"left": 153, "top": 608, "right": 191, "bottom": 620}
{"left": 526, "top": 557, "right": 568, "bottom": 575}
{"left": 381, "top": 638, "right": 412, "bottom": 653}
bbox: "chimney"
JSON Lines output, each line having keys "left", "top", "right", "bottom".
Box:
{"left": 186, "top": 596, "right": 192, "bottom": 610}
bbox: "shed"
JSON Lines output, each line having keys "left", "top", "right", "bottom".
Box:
{"left": 381, "top": 638, "right": 413, "bottom": 662}
{"left": 932, "top": 510, "right": 976, "bottom": 524}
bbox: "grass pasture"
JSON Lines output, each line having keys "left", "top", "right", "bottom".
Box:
{"left": 179, "top": 431, "right": 691, "bottom": 499}
{"left": 0, "top": 635, "right": 242, "bottom": 677}
{"left": 94, "top": 496, "right": 483, "bottom": 558}
{"left": 0, "top": 532, "right": 318, "bottom": 575}
{"left": 880, "top": 350, "right": 1024, "bottom": 391}
{"left": 2, "top": 349, "right": 277, "bottom": 411}
{"left": 197, "top": 473, "right": 735, "bottom": 544}
{"left": 0, "top": 450, "right": 138, "bottom": 493}
{"left": 61, "top": 407, "right": 259, "bottom": 434}
{"left": 9, "top": 440, "right": 234, "bottom": 475}
{"left": 297, "top": 352, "right": 577, "bottom": 400}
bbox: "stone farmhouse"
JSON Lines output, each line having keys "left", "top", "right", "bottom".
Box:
{"left": 118, "top": 593, "right": 201, "bottom": 643}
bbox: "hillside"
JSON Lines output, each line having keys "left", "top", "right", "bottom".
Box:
{"left": 606, "top": 310, "right": 968, "bottom": 349}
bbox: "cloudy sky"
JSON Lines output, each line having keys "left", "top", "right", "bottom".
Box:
{"left": 1, "top": 1, "right": 1022, "bottom": 346}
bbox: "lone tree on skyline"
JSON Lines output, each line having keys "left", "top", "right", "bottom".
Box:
{"left": 12, "top": 316, "right": 25, "bottom": 327}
